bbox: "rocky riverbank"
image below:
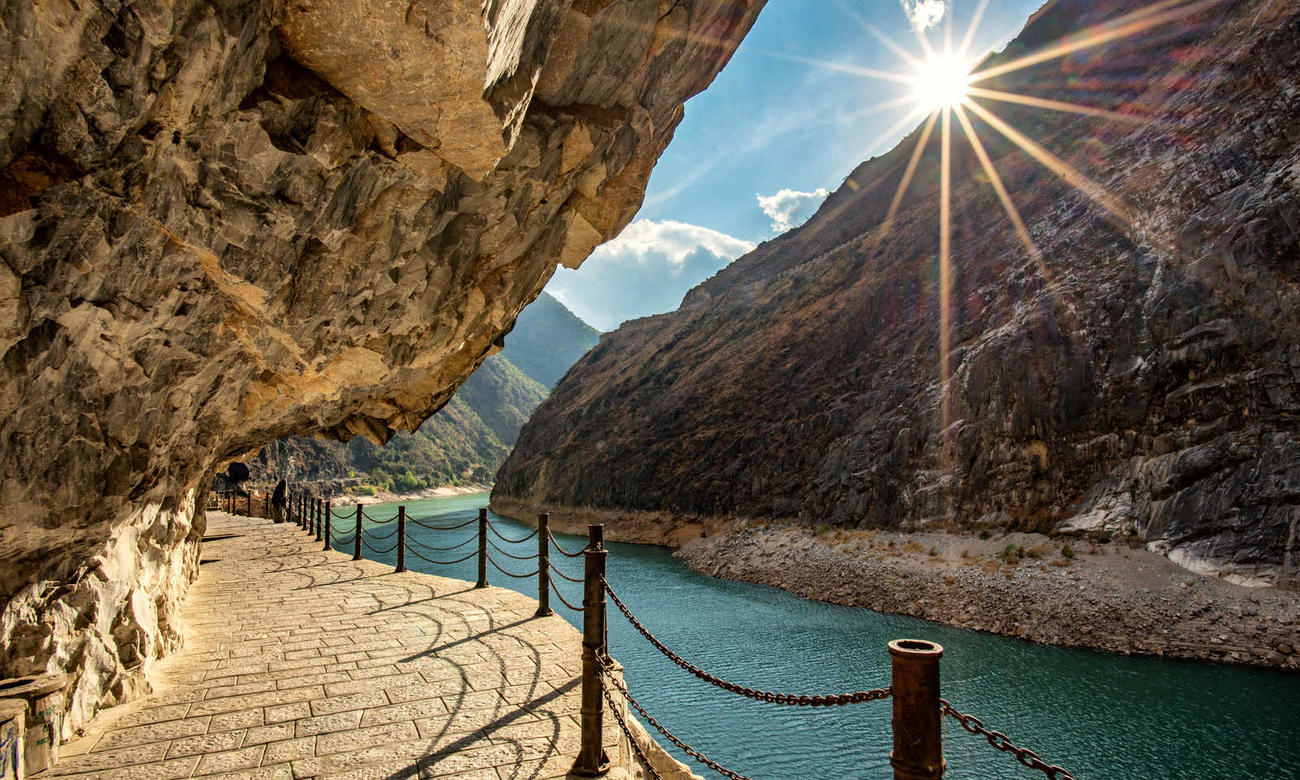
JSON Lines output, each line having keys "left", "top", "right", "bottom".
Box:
{"left": 331, "top": 483, "right": 491, "bottom": 507}
{"left": 677, "top": 523, "right": 1300, "bottom": 670}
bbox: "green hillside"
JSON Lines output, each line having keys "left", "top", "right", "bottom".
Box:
{"left": 499, "top": 293, "right": 601, "bottom": 388}
{"left": 253, "top": 293, "right": 591, "bottom": 491}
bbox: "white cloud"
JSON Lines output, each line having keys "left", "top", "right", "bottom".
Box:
{"left": 901, "top": 0, "right": 947, "bottom": 31}
{"left": 756, "top": 187, "right": 830, "bottom": 234}
{"left": 545, "top": 219, "right": 756, "bottom": 331}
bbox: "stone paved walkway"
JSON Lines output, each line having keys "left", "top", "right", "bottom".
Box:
{"left": 46, "top": 512, "right": 618, "bottom": 780}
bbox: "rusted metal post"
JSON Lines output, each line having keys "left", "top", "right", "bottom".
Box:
{"left": 323, "top": 501, "right": 332, "bottom": 551}
{"left": 476, "top": 508, "right": 488, "bottom": 588}
{"left": 889, "top": 639, "right": 945, "bottom": 780}
{"left": 313, "top": 498, "right": 320, "bottom": 536}
{"left": 353, "top": 505, "right": 363, "bottom": 560}
{"left": 572, "top": 524, "right": 609, "bottom": 777}
{"left": 315, "top": 499, "right": 323, "bottom": 542}
{"left": 395, "top": 507, "right": 407, "bottom": 573}
{"left": 246, "top": 491, "right": 252, "bottom": 517}
{"left": 535, "top": 512, "right": 553, "bottom": 617}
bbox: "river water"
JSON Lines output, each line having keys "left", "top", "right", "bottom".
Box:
{"left": 338, "top": 493, "right": 1300, "bottom": 780}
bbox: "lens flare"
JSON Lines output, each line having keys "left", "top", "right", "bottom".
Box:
{"left": 911, "top": 53, "right": 973, "bottom": 111}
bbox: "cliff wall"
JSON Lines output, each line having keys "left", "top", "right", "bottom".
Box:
{"left": 495, "top": 0, "right": 1300, "bottom": 586}
{"left": 0, "top": 0, "right": 763, "bottom": 732}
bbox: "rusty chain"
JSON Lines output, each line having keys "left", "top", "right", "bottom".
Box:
{"left": 486, "top": 536, "right": 539, "bottom": 561}
{"left": 598, "top": 674, "right": 665, "bottom": 780}
{"left": 940, "top": 699, "right": 1077, "bottom": 780}
{"left": 487, "top": 521, "right": 539, "bottom": 544}
{"left": 547, "top": 531, "right": 587, "bottom": 558}
{"left": 604, "top": 579, "right": 891, "bottom": 707}
{"left": 548, "top": 580, "right": 585, "bottom": 612}
{"left": 599, "top": 661, "right": 755, "bottom": 780}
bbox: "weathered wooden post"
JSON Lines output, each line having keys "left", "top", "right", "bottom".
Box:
{"left": 395, "top": 506, "right": 407, "bottom": 573}
{"left": 535, "top": 512, "right": 553, "bottom": 618}
{"left": 353, "top": 505, "right": 363, "bottom": 560}
{"left": 572, "top": 524, "right": 609, "bottom": 777}
{"left": 476, "top": 508, "right": 488, "bottom": 589}
{"left": 323, "top": 501, "right": 332, "bottom": 551}
{"left": 889, "top": 639, "right": 945, "bottom": 780}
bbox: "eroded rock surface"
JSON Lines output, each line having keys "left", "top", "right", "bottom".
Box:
{"left": 496, "top": 0, "right": 1300, "bottom": 586}
{"left": 0, "top": 0, "right": 763, "bottom": 732}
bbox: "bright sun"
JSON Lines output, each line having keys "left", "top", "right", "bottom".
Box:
{"left": 912, "top": 53, "right": 973, "bottom": 111}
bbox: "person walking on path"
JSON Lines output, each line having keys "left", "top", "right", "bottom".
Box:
{"left": 271, "top": 478, "right": 287, "bottom": 523}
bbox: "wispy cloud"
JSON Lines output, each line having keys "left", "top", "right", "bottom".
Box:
{"left": 756, "top": 188, "right": 830, "bottom": 233}
{"left": 545, "top": 220, "right": 756, "bottom": 331}
{"left": 902, "top": 0, "right": 947, "bottom": 31}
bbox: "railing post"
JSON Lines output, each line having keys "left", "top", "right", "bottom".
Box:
{"left": 572, "top": 524, "right": 609, "bottom": 777}
{"left": 313, "top": 498, "right": 320, "bottom": 536}
{"left": 395, "top": 507, "right": 407, "bottom": 573}
{"left": 535, "top": 512, "right": 553, "bottom": 618}
{"left": 315, "top": 499, "right": 324, "bottom": 542}
{"left": 301, "top": 495, "right": 308, "bottom": 530}
{"left": 353, "top": 505, "right": 363, "bottom": 560}
{"left": 889, "top": 639, "right": 945, "bottom": 780}
{"left": 476, "top": 508, "right": 489, "bottom": 589}
{"left": 323, "top": 501, "right": 332, "bottom": 551}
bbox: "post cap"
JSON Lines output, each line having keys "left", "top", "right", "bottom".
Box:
{"left": 888, "top": 639, "right": 944, "bottom": 660}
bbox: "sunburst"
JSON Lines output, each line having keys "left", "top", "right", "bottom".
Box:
{"left": 787, "top": 0, "right": 1229, "bottom": 481}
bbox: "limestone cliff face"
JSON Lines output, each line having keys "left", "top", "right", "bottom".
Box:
{"left": 496, "top": 0, "right": 1300, "bottom": 586}
{"left": 0, "top": 0, "right": 763, "bottom": 732}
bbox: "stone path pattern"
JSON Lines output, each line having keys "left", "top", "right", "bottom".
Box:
{"left": 45, "top": 512, "right": 621, "bottom": 780}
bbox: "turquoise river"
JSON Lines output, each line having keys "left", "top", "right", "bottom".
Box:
{"left": 333, "top": 493, "right": 1300, "bottom": 780}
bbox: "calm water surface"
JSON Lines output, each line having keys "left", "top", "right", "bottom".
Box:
{"left": 338, "top": 494, "right": 1300, "bottom": 780}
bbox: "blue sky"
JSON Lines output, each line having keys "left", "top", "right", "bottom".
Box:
{"left": 546, "top": 0, "right": 1048, "bottom": 331}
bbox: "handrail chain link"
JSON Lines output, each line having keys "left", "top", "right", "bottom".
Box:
{"left": 604, "top": 579, "right": 890, "bottom": 707}
{"left": 547, "top": 531, "right": 586, "bottom": 558}
{"left": 487, "top": 521, "right": 539, "bottom": 544}
{"left": 405, "top": 534, "right": 476, "bottom": 553}
{"left": 409, "top": 516, "right": 479, "bottom": 532}
{"left": 599, "top": 662, "right": 755, "bottom": 780}
{"left": 485, "top": 555, "right": 539, "bottom": 579}
{"left": 599, "top": 680, "right": 664, "bottom": 780}
{"left": 940, "top": 699, "right": 1077, "bottom": 780}
{"left": 487, "top": 536, "right": 540, "bottom": 561}
{"left": 547, "top": 561, "right": 584, "bottom": 584}
{"left": 547, "top": 580, "right": 584, "bottom": 612}
{"left": 363, "top": 539, "right": 400, "bottom": 555}
{"left": 405, "top": 547, "right": 479, "bottom": 566}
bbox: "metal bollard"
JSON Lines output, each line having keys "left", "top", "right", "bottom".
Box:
{"left": 572, "top": 525, "right": 609, "bottom": 777}
{"left": 535, "top": 512, "right": 552, "bottom": 618}
{"left": 315, "top": 500, "right": 323, "bottom": 542}
{"left": 0, "top": 699, "right": 23, "bottom": 780}
{"left": 889, "top": 639, "right": 945, "bottom": 780}
{"left": 353, "top": 505, "right": 363, "bottom": 561}
{"left": 476, "top": 508, "right": 488, "bottom": 589}
{"left": 395, "top": 507, "right": 407, "bottom": 573}
{"left": 323, "top": 502, "right": 332, "bottom": 551}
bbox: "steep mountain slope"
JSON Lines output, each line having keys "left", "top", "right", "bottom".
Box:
{"left": 261, "top": 293, "right": 592, "bottom": 488}
{"left": 496, "top": 0, "right": 1300, "bottom": 583}
{"left": 500, "top": 292, "right": 602, "bottom": 388}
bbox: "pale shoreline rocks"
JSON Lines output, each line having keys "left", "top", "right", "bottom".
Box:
{"left": 678, "top": 523, "right": 1300, "bottom": 671}
{"left": 492, "top": 499, "right": 1300, "bottom": 670}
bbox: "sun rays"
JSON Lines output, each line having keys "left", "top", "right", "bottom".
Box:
{"left": 785, "top": 0, "right": 1229, "bottom": 486}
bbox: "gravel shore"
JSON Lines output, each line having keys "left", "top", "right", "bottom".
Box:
{"left": 677, "top": 523, "right": 1300, "bottom": 670}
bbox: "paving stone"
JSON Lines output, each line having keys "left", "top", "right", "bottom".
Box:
{"left": 60, "top": 514, "right": 596, "bottom": 780}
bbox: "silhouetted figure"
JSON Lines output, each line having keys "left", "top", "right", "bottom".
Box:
{"left": 272, "top": 479, "right": 287, "bottom": 523}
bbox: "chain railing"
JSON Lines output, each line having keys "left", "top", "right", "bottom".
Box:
{"left": 250, "top": 499, "right": 1079, "bottom": 780}
{"left": 941, "top": 699, "right": 1077, "bottom": 780}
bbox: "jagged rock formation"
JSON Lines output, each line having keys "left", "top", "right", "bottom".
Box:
{"left": 0, "top": 0, "right": 763, "bottom": 733}
{"left": 496, "top": 0, "right": 1300, "bottom": 586}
